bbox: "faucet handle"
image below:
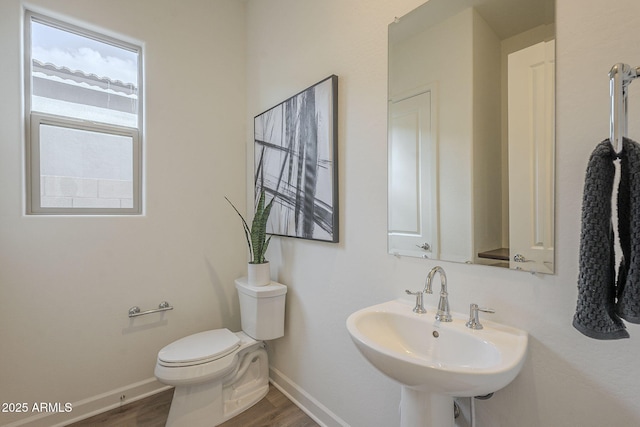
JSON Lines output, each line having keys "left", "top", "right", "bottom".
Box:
{"left": 405, "top": 290, "right": 427, "bottom": 314}
{"left": 465, "top": 303, "right": 495, "bottom": 329}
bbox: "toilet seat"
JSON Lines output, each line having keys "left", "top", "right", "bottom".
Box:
{"left": 158, "top": 329, "right": 240, "bottom": 367}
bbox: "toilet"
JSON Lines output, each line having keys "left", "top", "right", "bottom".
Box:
{"left": 155, "top": 277, "right": 287, "bottom": 427}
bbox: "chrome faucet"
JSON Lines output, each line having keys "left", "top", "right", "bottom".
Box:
{"left": 405, "top": 289, "right": 427, "bottom": 314}
{"left": 465, "top": 303, "right": 495, "bottom": 329}
{"left": 405, "top": 268, "right": 436, "bottom": 314}
{"left": 426, "top": 266, "right": 452, "bottom": 322}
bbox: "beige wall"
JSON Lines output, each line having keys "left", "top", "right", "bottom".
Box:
{"left": 0, "top": 0, "right": 247, "bottom": 425}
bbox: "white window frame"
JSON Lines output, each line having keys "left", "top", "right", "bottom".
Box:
{"left": 25, "top": 11, "right": 143, "bottom": 215}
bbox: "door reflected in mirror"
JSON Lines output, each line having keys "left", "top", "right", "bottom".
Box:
{"left": 387, "top": 0, "right": 555, "bottom": 274}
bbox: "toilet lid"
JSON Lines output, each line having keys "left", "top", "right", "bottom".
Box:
{"left": 158, "top": 329, "right": 240, "bottom": 366}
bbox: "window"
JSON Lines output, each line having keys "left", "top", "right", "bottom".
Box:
{"left": 25, "top": 12, "right": 142, "bottom": 214}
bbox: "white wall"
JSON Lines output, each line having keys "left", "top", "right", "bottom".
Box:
{"left": 248, "top": 0, "right": 640, "bottom": 426}
{"left": 472, "top": 9, "right": 503, "bottom": 264}
{"left": 0, "top": 0, "right": 247, "bottom": 425}
{"left": 472, "top": 8, "right": 502, "bottom": 260}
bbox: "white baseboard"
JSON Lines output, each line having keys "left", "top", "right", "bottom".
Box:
{"left": 269, "top": 367, "right": 349, "bottom": 427}
{"left": 3, "top": 378, "right": 171, "bottom": 427}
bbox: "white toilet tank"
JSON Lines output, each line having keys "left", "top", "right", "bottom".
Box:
{"left": 235, "top": 277, "right": 287, "bottom": 340}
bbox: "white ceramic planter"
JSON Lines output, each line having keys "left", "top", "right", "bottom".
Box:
{"left": 247, "top": 262, "right": 270, "bottom": 286}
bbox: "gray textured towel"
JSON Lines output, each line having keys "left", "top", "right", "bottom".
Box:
{"left": 573, "top": 140, "right": 629, "bottom": 339}
{"left": 616, "top": 138, "right": 640, "bottom": 323}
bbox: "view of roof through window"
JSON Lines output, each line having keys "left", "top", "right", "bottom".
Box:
{"left": 27, "top": 16, "right": 141, "bottom": 213}
{"left": 31, "top": 20, "right": 139, "bottom": 128}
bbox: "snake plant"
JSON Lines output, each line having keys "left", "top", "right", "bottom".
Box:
{"left": 225, "top": 189, "right": 274, "bottom": 264}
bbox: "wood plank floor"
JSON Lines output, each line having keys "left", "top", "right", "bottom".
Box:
{"left": 67, "top": 384, "right": 319, "bottom": 427}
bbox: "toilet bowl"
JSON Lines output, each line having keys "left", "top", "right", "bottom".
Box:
{"left": 155, "top": 278, "right": 286, "bottom": 427}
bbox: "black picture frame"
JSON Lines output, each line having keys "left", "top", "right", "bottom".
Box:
{"left": 254, "top": 75, "right": 339, "bottom": 243}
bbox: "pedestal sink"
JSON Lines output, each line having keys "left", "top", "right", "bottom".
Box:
{"left": 346, "top": 299, "right": 527, "bottom": 427}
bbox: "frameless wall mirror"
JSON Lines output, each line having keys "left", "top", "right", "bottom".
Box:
{"left": 387, "top": 0, "right": 555, "bottom": 274}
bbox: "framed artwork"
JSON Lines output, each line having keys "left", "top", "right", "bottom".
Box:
{"left": 254, "top": 75, "right": 338, "bottom": 242}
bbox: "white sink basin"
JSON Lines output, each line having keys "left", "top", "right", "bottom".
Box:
{"left": 346, "top": 299, "right": 528, "bottom": 397}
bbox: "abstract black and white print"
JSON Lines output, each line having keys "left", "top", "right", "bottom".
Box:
{"left": 254, "top": 75, "right": 338, "bottom": 242}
